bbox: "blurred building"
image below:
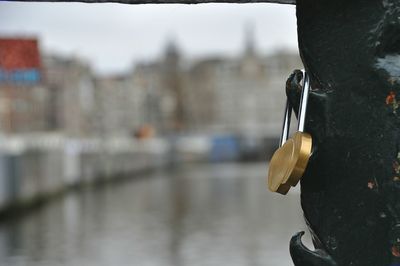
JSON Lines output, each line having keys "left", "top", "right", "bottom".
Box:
{"left": 131, "top": 63, "right": 162, "bottom": 134}
{"left": 93, "top": 75, "right": 141, "bottom": 137}
{"left": 0, "top": 38, "right": 49, "bottom": 134}
{"left": 186, "top": 27, "right": 302, "bottom": 137}
{"left": 133, "top": 28, "right": 302, "bottom": 138}
{"left": 161, "top": 41, "right": 186, "bottom": 132}
{"left": 203, "top": 51, "right": 301, "bottom": 137}
{"left": 43, "top": 55, "right": 95, "bottom": 136}
{"left": 133, "top": 41, "right": 186, "bottom": 135}
{"left": 184, "top": 58, "right": 219, "bottom": 132}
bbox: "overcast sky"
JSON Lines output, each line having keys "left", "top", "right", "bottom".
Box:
{"left": 0, "top": 2, "right": 298, "bottom": 74}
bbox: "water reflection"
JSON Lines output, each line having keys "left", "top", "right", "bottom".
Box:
{"left": 0, "top": 163, "right": 309, "bottom": 266}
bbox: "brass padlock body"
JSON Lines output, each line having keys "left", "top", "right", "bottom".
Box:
{"left": 268, "top": 132, "right": 312, "bottom": 194}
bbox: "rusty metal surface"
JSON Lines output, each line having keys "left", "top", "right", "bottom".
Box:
{"left": 7, "top": 0, "right": 295, "bottom": 4}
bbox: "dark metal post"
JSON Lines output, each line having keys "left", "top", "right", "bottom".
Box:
{"left": 287, "top": 1, "right": 400, "bottom": 265}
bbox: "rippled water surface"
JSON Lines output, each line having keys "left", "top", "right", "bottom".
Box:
{"left": 0, "top": 163, "right": 309, "bottom": 266}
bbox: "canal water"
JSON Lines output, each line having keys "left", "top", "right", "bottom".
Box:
{"left": 0, "top": 163, "right": 310, "bottom": 266}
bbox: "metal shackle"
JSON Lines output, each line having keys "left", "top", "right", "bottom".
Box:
{"left": 279, "top": 70, "right": 310, "bottom": 146}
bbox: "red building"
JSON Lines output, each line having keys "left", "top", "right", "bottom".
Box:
{"left": 0, "top": 38, "right": 48, "bottom": 133}
{"left": 0, "top": 38, "right": 41, "bottom": 69}
{"left": 0, "top": 38, "right": 42, "bottom": 85}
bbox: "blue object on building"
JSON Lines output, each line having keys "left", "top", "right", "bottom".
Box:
{"left": 0, "top": 70, "right": 7, "bottom": 83}
{"left": 210, "top": 135, "right": 239, "bottom": 162}
{"left": 0, "top": 68, "right": 41, "bottom": 85}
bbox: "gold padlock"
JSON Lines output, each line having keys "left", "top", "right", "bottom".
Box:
{"left": 267, "top": 70, "right": 312, "bottom": 195}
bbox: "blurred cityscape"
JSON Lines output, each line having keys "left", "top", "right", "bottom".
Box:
{"left": 0, "top": 27, "right": 302, "bottom": 207}
{"left": 0, "top": 28, "right": 301, "bottom": 137}
{"left": 0, "top": 22, "right": 305, "bottom": 266}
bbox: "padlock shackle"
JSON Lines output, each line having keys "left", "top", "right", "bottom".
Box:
{"left": 279, "top": 70, "right": 310, "bottom": 147}
{"left": 298, "top": 70, "right": 310, "bottom": 132}
{"left": 279, "top": 100, "right": 292, "bottom": 147}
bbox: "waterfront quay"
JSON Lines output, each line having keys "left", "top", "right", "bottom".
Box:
{"left": 0, "top": 133, "right": 277, "bottom": 215}
{"left": 0, "top": 134, "right": 170, "bottom": 215}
